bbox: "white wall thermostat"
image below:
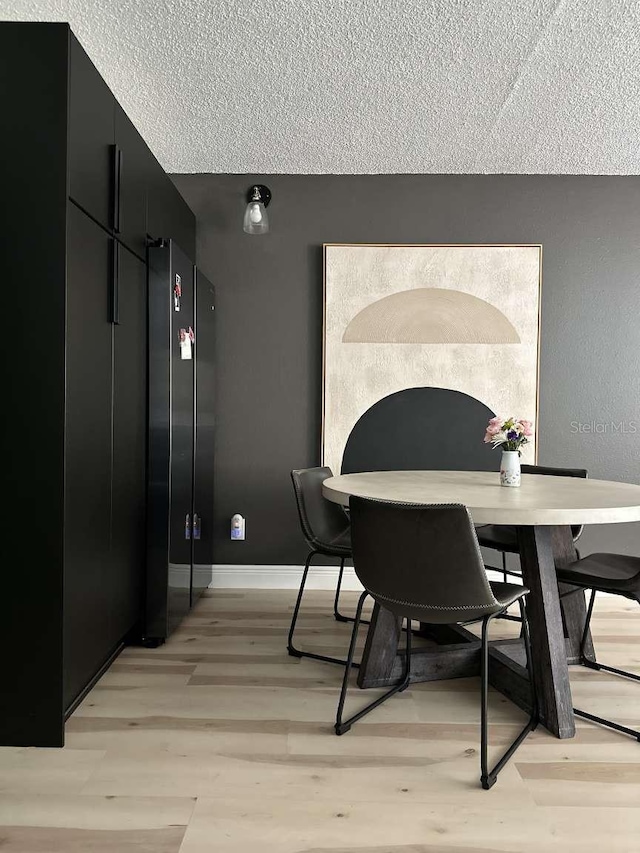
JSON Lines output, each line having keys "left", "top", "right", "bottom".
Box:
{"left": 231, "top": 514, "right": 246, "bottom": 540}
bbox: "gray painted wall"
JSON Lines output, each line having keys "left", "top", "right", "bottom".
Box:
{"left": 172, "top": 174, "right": 640, "bottom": 566}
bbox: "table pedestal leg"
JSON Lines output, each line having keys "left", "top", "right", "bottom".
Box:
{"left": 357, "top": 602, "right": 402, "bottom": 688}
{"left": 517, "top": 525, "right": 575, "bottom": 739}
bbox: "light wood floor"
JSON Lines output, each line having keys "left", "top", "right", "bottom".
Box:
{"left": 1, "top": 589, "right": 639, "bottom": 852}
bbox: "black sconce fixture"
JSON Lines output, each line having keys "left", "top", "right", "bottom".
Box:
{"left": 243, "top": 184, "right": 272, "bottom": 235}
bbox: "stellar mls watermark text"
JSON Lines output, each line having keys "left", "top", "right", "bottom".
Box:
{"left": 570, "top": 421, "right": 638, "bottom": 434}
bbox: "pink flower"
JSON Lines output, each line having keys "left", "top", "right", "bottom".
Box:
{"left": 485, "top": 422, "right": 503, "bottom": 437}
{"left": 519, "top": 419, "right": 534, "bottom": 437}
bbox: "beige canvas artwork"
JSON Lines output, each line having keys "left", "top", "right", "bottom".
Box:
{"left": 322, "top": 244, "right": 541, "bottom": 475}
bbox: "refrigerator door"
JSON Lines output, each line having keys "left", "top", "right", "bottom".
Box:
{"left": 168, "top": 243, "right": 195, "bottom": 633}
{"left": 192, "top": 268, "right": 216, "bottom": 603}
{"left": 146, "top": 240, "right": 195, "bottom": 640}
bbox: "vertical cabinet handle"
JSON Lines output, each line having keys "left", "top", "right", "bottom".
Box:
{"left": 184, "top": 513, "right": 191, "bottom": 540}
{"left": 193, "top": 513, "right": 201, "bottom": 540}
{"left": 110, "top": 239, "right": 120, "bottom": 325}
{"left": 111, "top": 144, "right": 122, "bottom": 234}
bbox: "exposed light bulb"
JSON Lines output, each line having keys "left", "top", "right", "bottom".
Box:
{"left": 249, "top": 203, "right": 263, "bottom": 224}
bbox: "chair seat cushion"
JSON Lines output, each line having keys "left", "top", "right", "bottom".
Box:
{"left": 489, "top": 581, "right": 530, "bottom": 610}
{"left": 369, "top": 580, "right": 529, "bottom": 625}
{"left": 476, "top": 524, "right": 519, "bottom": 553}
{"left": 556, "top": 552, "right": 640, "bottom": 597}
{"left": 318, "top": 527, "right": 351, "bottom": 557}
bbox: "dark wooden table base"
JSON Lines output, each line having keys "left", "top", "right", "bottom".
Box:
{"left": 356, "top": 524, "right": 592, "bottom": 739}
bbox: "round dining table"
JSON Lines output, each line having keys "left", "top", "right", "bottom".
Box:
{"left": 323, "top": 470, "right": 640, "bottom": 739}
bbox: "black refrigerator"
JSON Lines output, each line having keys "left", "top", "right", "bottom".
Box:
{"left": 145, "top": 240, "right": 215, "bottom": 642}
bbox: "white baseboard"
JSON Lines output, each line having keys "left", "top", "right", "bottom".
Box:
{"left": 208, "top": 563, "right": 616, "bottom": 597}
{"left": 209, "top": 564, "right": 364, "bottom": 591}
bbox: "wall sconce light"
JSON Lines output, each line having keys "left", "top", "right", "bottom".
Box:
{"left": 243, "top": 184, "right": 272, "bottom": 235}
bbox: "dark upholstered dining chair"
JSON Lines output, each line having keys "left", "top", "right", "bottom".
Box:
{"left": 335, "top": 497, "right": 539, "bottom": 790}
{"left": 477, "top": 465, "right": 588, "bottom": 584}
{"left": 288, "top": 467, "right": 356, "bottom": 666}
{"left": 556, "top": 551, "right": 640, "bottom": 741}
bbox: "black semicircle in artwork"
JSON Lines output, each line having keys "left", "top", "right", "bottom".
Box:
{"left": 341, "top": 387, "right": 498, "bottom": 474}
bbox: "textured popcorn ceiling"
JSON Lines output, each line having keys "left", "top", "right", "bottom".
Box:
{"left": 3, "top": 0, "right": 640, "bottom": 173}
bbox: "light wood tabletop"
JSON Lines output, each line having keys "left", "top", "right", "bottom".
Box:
{"left": 323, "top": 470, "right": 640, "bottom": 526}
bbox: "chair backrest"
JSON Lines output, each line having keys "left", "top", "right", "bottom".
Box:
{"left": 290, "top": 467, "right": 350, "bottom": 553}
{"left": 349, "top": 497, "right": 501, "bottom": 624}
{"left": 522, "top": 464, "right": 588, "bottom": 540}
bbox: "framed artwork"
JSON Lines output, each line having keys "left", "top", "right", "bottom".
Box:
{"left": 322, "top": 243, "right": 542, "bottom": 475}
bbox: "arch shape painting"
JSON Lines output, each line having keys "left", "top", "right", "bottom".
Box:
{"left": 341, "top": 387, "right": 498, "bottom": 474}
{"left": 322, "top": 244, "right": 541, "bottom": 477}
{"left": 342, "top": 287, "right": 520, "bottom": 344}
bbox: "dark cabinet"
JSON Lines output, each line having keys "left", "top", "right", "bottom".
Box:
{"left": 2, "top": 21, "right": 196, "bottom": 747}
{"left": 63, "top": 211, "right": 148, "bottom": 711}
{"left": 69, "top": 34, "right": 193, "bottom": 261}
{"left": 68, "top": 34, "right": 114, "bottom": 228}
{"left": 111, "top": 245, "right": 147, "bottom": 641}
{"left": 2, "top": 20, "right": 68, "bottom": 748}
{"left": 147, "top": 161, "right": 197, "bottom": 259}
{"left": 115, "top": 105, "right": 149, "bottom": 259}
{"left": 63, "top": 205, "right": 114, "bottom": 709}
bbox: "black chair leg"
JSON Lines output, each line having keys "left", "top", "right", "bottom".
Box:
{"left": 572, "top": 707, "right": 640, "bottom": 741}
{"left": 335, "top": 598, "right": 411, "bottom": 735}
{"left": 333, "top": 558, "right": 349, "bottom": 622}
{"left": 333, "top": 557, "right": 371, "bottom": 627}
{"left": 495, "top": 551, "right": 508, "bottom": 620}
{"left": 494, "top": 551, "right": 523, "bottom": 623}
{"left": 480, "top": 598, "right": 539, "bottom": 790}
{"left": 288, "top": 550, "right": 359, "bottom": 668}
{"left": 579, "top": 587, "right": 598, "bottom": 666}
{"left": 573, "top": 591, "right": 640, "bottom": 741}
{"left": 581, "top": 590, "right": 640, "bottom": 689}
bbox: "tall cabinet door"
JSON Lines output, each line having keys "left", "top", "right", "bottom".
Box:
{"left": 168, "top": 243, "right": 195, "bottom": 633}
{"left": 147, "top": 163, "right": 196, "bottom": 259}
{"left": 64, "top": 204, "right": 113, "bottom": 710}
{"left": 193, "top": 270, "right": 216, "bottom": 603}
{"left": 68, "top": 34, "right": 115, "bottom": 229}
{"left": 115, "top": 105, "right": 150, "bottom": 261}
{"left": 110, "top": 244, "right": 147, "bottom": 642}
